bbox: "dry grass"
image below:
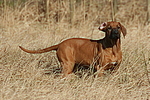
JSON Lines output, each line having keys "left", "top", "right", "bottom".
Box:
{"left": 0, "top": 0, "right": 150, "bottom": 100}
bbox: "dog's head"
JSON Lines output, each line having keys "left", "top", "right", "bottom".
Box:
{"left": 98, "top": 21, "right": 127, "bottom": 39}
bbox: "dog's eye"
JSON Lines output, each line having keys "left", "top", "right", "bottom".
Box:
{"left": 117, "top": 26, "right": 121, "bottom": 29}
{"left": 107, "top": 26, "right": 112, "bottom": 30}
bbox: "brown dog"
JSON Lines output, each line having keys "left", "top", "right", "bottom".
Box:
{"left": 19, "top": 21, "right": 127, "bottom": 77}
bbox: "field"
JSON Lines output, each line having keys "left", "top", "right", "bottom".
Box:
{"left": 0, "top": 0, "right": 150, "bottom": 100}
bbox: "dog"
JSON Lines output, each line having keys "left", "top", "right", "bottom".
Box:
{"left": 19, "top": 21, "right": 127, "bottom": 77}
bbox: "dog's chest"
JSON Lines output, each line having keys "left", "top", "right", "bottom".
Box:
{"left": 100, "top": 48, "right": 122, "bottom": 66}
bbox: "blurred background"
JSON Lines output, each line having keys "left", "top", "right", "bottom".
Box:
{"left": 0, "top": 0, "right": 150, "bottom": 27}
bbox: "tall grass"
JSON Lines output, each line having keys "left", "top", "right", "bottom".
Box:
{"left": 0, "top": 0, "right": 150, "bottom": 100}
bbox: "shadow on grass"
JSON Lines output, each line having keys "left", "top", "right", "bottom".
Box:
{"left": 39, "top": 61, "right": 96, "bottom": 78}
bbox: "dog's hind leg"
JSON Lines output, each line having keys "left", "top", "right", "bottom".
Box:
{"left": 61, "top": 61, "right": 75, "bottom": 77}
{"left": 56, "top": 46, "right": 75, "bottom": 77}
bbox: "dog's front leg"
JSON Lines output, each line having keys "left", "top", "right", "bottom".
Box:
{"left": 97, "top": 66, "right": 108, "bottom": 77}
{"left": 60, "top": 61, "right": 75, "bottom": 78}
{"left": 95, "top": 65, "right": 105, "bottom": 77}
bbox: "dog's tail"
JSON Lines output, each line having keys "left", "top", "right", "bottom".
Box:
{"left": 19, "top": 45, "right": 58, "bottom": 54}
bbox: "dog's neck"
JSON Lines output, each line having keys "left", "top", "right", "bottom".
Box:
{"left": 98, "top": 37, "right": 121, "bottom": 50}
{"left": 97, "top": 37, "right": 121, "bottom": 57}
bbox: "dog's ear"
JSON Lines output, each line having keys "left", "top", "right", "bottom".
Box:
{"left": 119, "top": 22, "right": 127, "bottom": 37}
{"left": 98, "top": 22, "right": 107, "bottom": 32}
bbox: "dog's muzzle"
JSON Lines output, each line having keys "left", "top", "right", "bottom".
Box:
{"left": 109, "top": 29, "right": 120, "bottom": 39}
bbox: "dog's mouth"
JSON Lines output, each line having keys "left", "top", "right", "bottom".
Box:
{"left": 109, "top": 33, "right": 120, "bottom": 39}
{"left": 109, "top": 29, "right": 120, "bottom": 39}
